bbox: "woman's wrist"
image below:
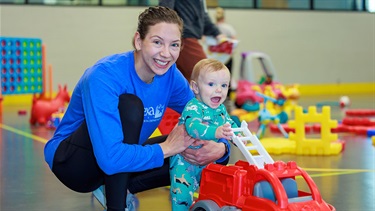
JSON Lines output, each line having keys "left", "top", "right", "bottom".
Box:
{"left": 159, "top": 142, "right": 172, "bottom": 159}
{"left": 216, "top": 138, "right": 230, "bottom": 163}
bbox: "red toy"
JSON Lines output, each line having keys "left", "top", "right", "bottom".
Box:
{"left": 235, "top": 80, "right": 263, "bottom": 108}
{"left": 190, "top": 121, "right": 335, "bottom": 211}
{"left": 345, "top": 109, "right": 375, "bottom": 117}
{"left": 325, "top": 109, "right": 375, "bottom": 135}
{"left": 158, "top": 107, "right": 180, "bottom": 135}
{"left": 208, "top": 40, "right": 234, "bottom": 54}
{"left": 30, "top": 84, "right": 70, "bottom": 125}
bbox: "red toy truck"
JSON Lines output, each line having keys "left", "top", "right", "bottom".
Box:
{"left": 190, "top": 121, "right": 335, "bottom": 211}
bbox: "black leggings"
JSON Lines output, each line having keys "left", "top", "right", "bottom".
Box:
{"left": 52, "top": 94, "right": 171, "bottom": 211}
{"left": 52, "top": 94, "right": 229, "bottom": 211}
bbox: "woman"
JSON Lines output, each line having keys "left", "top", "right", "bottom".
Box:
{"left": 44, "top": 6, "right": 229, "bottom": 211}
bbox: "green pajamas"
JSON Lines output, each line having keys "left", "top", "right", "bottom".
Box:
{"left": 169, "top": 98, "right": 237, "bottom": 210}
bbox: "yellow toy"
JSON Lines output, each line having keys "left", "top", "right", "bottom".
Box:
{"left": 261, "top": 106, "right": 344, "bottom": 155}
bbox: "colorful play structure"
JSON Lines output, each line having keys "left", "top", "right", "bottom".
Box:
{"left": 271, "top": 108, "right": 375, "bottom": 148}
{"left": 2, "top": 36, "right": 371, "bottom": 210}
{"left": 255, "top": 92, "right": 289, "bottom": 139}
{"left": 1, "top": 37, "right": 44, "bottom": 95}
{"left": 0, "top": 36, "right": 69, "bottom": 125}
{"left": 1, "top": 37, "right": 370, "bottom": 152}
{"left": 230, "top": 51, "right": 300, "bottom": 129}
{"left": 261, "top": 106, "right": 344, "bottom": 155}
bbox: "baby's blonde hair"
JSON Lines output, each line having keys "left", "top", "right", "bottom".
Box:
{"left": 191, "top": 58, "right": 229, "bottom": 82}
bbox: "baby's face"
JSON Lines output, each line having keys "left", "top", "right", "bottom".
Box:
{"left": 195, "top": 68, "right": 230, "bottom": 109}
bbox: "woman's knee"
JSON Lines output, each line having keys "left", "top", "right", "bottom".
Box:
{"left": 119, "top": 94, "right": 143, "bottom": 112}
{"left": 118, "top": 94, "right": 144, "bottom": 123}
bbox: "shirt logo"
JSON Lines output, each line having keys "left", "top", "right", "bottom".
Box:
{"left": 155, "top": 104, "right": 164, "bottom": 118}
{"left": 144, "top": 104, "right": 164, "bottom": 122}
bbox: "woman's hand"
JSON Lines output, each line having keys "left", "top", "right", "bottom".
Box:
{"left": 159, "top": 124, "right": 195, "bottom": 158}
{"left": 180, "top": 139, "right": 226, "bottom": 166}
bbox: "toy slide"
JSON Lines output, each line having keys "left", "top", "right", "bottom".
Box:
{"left": 231, "top": 121, "right": 274, "bottom": 168}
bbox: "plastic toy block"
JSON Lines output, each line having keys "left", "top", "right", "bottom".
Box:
{"left": 314, "top": 121, "right": 375, "bottom": 136}
{"left": 312, "top": 123, "right": 347, "bottom": 133}
{"left": 269, "top": 123, "right": 312, "bottom": 133}
{"left": 259, "top": 106, "right": 343, "bottom": 155}
{"left": 259, "top": 137, "right": 295, "bottom": 155}
{"left": 230, "top": 108, "right": 258, "bottom": 123}
{"left": 230, "top": 108, "right": 248, "bottom": 116}
{"left": 150, "top": 128, "right": 162, "bottom": 138}
{"left": 288, "top": 106, "right": 342, "bottom": 155}
{"left": 342, "top": 117, "right": 375, "bottom": 126}
{"left": 158, "top": 107, "right": 180, "bottom": 135}
{"left": 335, "top": 119, "right": 375, "bottom": 135}
{"left": 345, "top": 109, "right": 375, "bottom": 117}
{"left": 367, "top": 129, "right": 375, "bottom": 137}
{"left": 372, "top": 136, "right": 375, "bottom": 146}
{"left": 1, "top": 37, "right": 43, "bottom": 95}
{"left": 333, "top": 124, "right": 349, "bottom": 133}
{"left": 351, "top": 126, "right": 375, "bottom": 135}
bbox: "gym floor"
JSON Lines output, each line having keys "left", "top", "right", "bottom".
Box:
{"left": 0, "top": 94, "right": 374, "bottom": 211}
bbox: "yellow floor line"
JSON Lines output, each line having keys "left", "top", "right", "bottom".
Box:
{"left": 303, "top": 168, "right": 375, "bottom": 172}
{"left": 1, "top": 123, "right": 373, "bottom": 184}
{"left": 0, "top": 123, "right": 48, "bottom": 144}
{"left": 305, "top": 170, "right": 371, "bottom": 178}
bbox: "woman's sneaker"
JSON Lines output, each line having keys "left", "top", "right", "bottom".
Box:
{"left": 92, "top": 186, "right": 139, "bottom": 211}
{"left": 92, "top": 185, "right": 106, "bottom": 208}
{"left": 126, "top": 190, "right": 139, "bottom": 211}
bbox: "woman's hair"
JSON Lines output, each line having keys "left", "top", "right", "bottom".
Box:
{"left": 215, "top": 7, "right": 225, "bottom": 22}
{"left": 191, "top": 58, "right": 228, "bottom": 81}
{"left": 133, "top": 6, "right": 184, "bottom": 49}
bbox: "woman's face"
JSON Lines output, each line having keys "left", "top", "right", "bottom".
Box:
{"left": 134, "top": 22, "right": 181, "bottom": 82}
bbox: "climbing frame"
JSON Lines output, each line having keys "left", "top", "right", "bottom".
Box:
{"left": 288, "top": 106, "right": 343, "bottom": 155}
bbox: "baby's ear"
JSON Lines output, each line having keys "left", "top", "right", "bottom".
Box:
{"left": 190, "top": 80, "right": 199, "bottom": 94}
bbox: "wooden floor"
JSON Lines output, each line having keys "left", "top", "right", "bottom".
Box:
{"left": 0, "top": 94, "right": 374, "bottom": 211}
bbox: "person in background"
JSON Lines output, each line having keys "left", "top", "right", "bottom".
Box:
{"left": 44, "top": 6, "right": 229, "bottom": 211}
{"left": 169, "top": 58, "right": 238, "bottom": 210}
{"left": 159, "top": 0, "right": 226, "bottom": 81}
{"left": 215, "top": 7, "right": 237, "bottom": 96}
{"left": 215, "top": 7, "right": 237, "bottom": 73}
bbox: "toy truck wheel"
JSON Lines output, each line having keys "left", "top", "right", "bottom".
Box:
{"left": 190, "top": 200, "right": 221, "bottom": 211}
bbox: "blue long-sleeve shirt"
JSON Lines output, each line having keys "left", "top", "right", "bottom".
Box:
{"left": 44, "top": 51, "right": 194, "bottom": 175}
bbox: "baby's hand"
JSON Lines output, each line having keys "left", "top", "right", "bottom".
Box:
{"left": 215, "top": 123, "right": 234, "bottom": 140}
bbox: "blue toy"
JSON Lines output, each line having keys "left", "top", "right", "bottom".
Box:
{"left": 256, "top": 92, "right": 289, "bottom": 139}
